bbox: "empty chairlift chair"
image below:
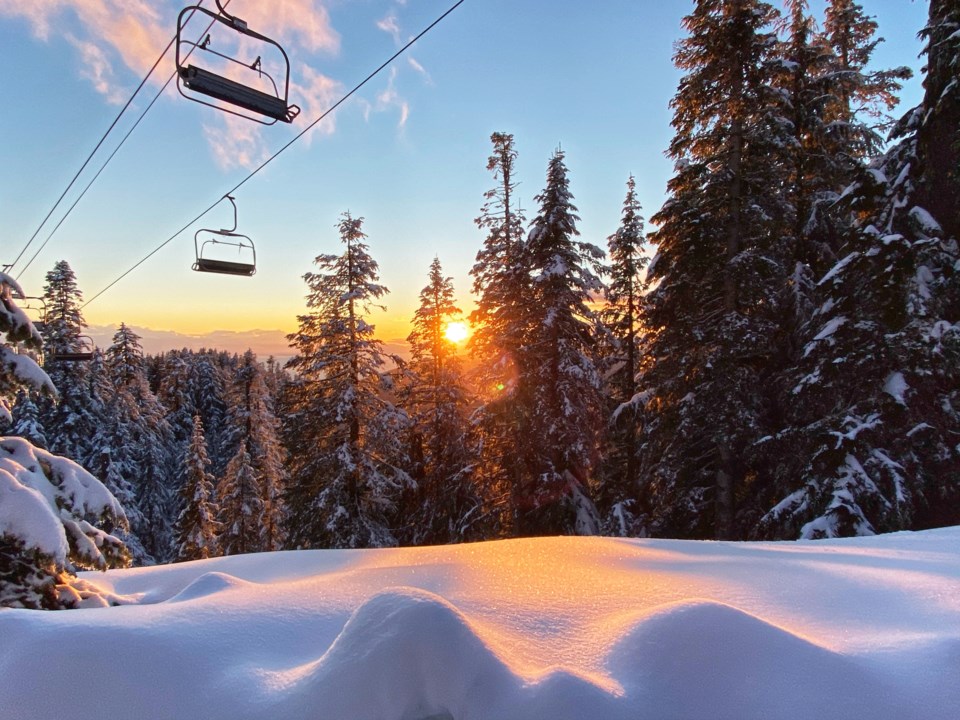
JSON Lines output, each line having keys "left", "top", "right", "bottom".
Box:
{"left": 176, "top": 1, "right": 300, "bottom": 125}
{"left": 193, "top": 195, "right": 257, "bottom": 277}
{"left": 50, "top": 335, "right": 96, "bottom": 363}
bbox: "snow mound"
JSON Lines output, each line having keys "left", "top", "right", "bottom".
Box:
{"left": 609, "top": 600, "right": 897, "bottom": 720}
{"left": 165, "top": 571, "right": 253, "bottom": 603}
{"left": 263, "top": 588, "right": 620, "bottom": 720}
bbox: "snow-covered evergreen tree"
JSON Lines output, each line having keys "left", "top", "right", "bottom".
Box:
{"left": 216, "top": 440, "right": 261, "bottom": 555}
{"left": 598, "top": 176, "right": 650, "bottom": 535}
{"left": 1, "top": 271, "right": 128, "bottom": 609}
{"left": 175, "top": 415, "right": 219, "bottom": 561}
{"left": 520, "top": 148, "right": 604, "bottom": 535}
{"left": 192, "top": 352, "right": 230, "bottom": 476}
{"left": 283, "top": 213, "right": 409, "bottom": 549}
{"left": 761, "top": 0, "right": 960, "bottom": 538}
{"left": 38, "top": 260, "right": 100, "bottom": 462}
{"left": 95, "top": 324, "right": 175, "bottom": 563}
{"left": 222, "top": 350, "right": 286, "bottom": 552}
{"left": 468, "top": 132, "right": 533, "bottom": 536}
{"left": 10, "top": 389, "right": 48, "bottom": 449}
{"left": 640, "top": 0, "right": 791, "bottom": 539}
{"left": 399, "top": 257, "right": 480, "bottom": 545}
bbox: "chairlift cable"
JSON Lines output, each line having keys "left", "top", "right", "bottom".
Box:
{"left": 5, "top": 1, "right": 216, "bottom": 275}
{"left": 82, "top": 0, "right": 468, "bottom": 310}
{"left": 16, "top": 2, "right": 232, "bottom": 280}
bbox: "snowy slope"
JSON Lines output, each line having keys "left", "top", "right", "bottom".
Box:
{"left": 1, "top": 529, "right": 958, "bottom": 720}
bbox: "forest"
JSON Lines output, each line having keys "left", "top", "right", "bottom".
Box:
{"left": 2, "top": 0, "right": 959, "bottom": 609}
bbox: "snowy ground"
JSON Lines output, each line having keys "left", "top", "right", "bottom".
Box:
{"left": 2, "top": 529, "right": 959, "bottom": 720}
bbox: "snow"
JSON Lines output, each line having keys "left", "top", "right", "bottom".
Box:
{"left": 909, "top": 206, "right": 942, "bottom": 236}
{"left": 2, "top": 530, "right": 959, "bottom": 719}
{"left": 884, "top": 371, "right": 909, "bottom": 406}
{"left": 0, "top": 466, "right": 68, "bottom": 560}
{"left": 0, "top": 436, "right": 126, "bottom": 567}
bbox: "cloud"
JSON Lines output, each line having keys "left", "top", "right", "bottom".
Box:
{"left": 376, "top": 13, "right": 401, "bottom": 44}
{"left": 407, "top": 56, "right": 432, "bottom": 84}
{"left": 65, "top": 33, "right": 127, "bottom": 104}
{"left": 376, "top": 67, "right": 410, "bottom": 129}
{"left": 289, "top": 63, "right": 342, "bottom": 142}
{"left": 202, "top": 113, "right": 271, "bottom": 172}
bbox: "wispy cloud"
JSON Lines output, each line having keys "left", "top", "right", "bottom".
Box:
{"left": 407, "top": 56, "right": 432, "bottom": 84}
{"left": 376, "top": 13, "right": 402, "bottom": 44}
{"left": 289, "top": 63, "right": 342, "bottom": 143}
{"left": 376, "top": 66, "right": 409, "bottom": 129}
{"left": 65, "top": 33, "right": 127, "bottom": 104}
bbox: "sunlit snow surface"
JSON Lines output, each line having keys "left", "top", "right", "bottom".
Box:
{"left": 2, "top": 529, "right": 959, "bottom": 719}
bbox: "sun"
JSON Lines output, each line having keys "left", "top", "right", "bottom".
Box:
{"left": 444, "top": 321, "right": 469, "bottom": 344}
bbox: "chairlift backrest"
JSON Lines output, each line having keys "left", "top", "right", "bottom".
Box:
{"left": 49, "top": 336, "right": 96, "bottom": 363}
{"left": 176, "top": 2, "right": 300, "bottom": 125}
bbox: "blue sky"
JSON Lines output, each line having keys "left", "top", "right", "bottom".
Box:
{"left": 0, "top": 0, "right": 930, "bottom": 351}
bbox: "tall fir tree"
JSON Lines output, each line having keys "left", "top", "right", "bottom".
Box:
{"left": 217, "top": 440, "right": 261, "bottom": 555}
{"left": 761, "top": 0, "right": 960, "bottom": 538}
{"left": 399, "top": 257, "right": 480, "bottom": 545}
{"left": 38, "top": 260, "right": 100, "bottom": 462}
{"left": 283, "top": 213, "right": 409, "bottom": 549}
{"left": 521, "top": 148, "right": 605, "bottom": 535}
{"left": 598, "top": 176, "right": 651, "bottom": 535}
{"left": 96, "top": 324, "right": 175, "bottom": 563}
{"left": 175, "top": 415, "right": 219, "bottom": 561}
{"left": 222, "top": 350, "right": 286, "bottom": 552}
{"left": 468, "top": 132, "right": 533, "bottom": 536}
{"left": 640, "top": 0, "right": 790, "bottom": 539}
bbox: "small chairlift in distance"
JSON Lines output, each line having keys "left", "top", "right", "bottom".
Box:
{"left": 175, "top": 0, "right": 300, "bottom": 125}
{"left": 193, "top": 195, "right": 257, "bottom": 277}
{"left": 50, "top": 335, "right": 96, "bottom": 363}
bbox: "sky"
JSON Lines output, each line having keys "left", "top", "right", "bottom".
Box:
{"left": 0, "top": 0, "right": 931, "bottom": 355}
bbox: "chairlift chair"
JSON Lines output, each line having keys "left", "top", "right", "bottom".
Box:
{"left": 50, "top": 335, "right": 96, "bottom": 363}
{"left": 176, "top": 1, "right": 300, "bottom": 125}
{"left": 193, "top": 195, "right": 257, "bottom": 276}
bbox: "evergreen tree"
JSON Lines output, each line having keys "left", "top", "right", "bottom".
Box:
{"left": 284, "top": 213, "right": 409, "bottom": 549}
{"left": 192, "top": 352, "right": 230, "bottom": 476}
{"left": 38, "top": 260, "right": 99, "bottom": 461}
{"left": 10, "top": 389, "right": 48, "bottom": 449}
{"left": 222, "top": 351, "right": 286, "bottom": 552}
{"left": 399, "top": 257, "right": 480, "bottom": 544}
{"left": 520, "top": 148, "right": 605, "bottom": 535}
{"left": 217, "top": 440, "right": 261, "bottom": 555}
{"left": 468, "top": 132, "right": 532, "bottom": 536}
{"left": 175, "top": 415, "right": 219, "bottom": 561}
{"left": 99, "top": 324, "right": 175, "bottom": 563}
{"left": 761, "top": 0, "right": 960, "bottom": 538}
{"left": 598, "top": 176, "right": 650, "bottom": 535}
{"left": 640, "top": 0, "right": 790, "bottom": 539}
{"left": 1, "top": 270, "right": 128, "bottom": 609}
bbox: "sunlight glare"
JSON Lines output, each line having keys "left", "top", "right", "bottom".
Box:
{"left": 444, "top": 321, "right": 469, "bottom": 344}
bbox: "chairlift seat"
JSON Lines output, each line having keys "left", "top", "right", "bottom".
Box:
{"left": 51, "top": 351, "right": 95, "bottom": 363}
{"left": 180, "top": 65, "right": 294, "bottom": 123}
{"left": 194, "top": 257, "right": 256, "bottom": 276}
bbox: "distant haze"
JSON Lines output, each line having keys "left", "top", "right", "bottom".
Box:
{"left": 86, "top": 325, "right": 412, "bottom": 363}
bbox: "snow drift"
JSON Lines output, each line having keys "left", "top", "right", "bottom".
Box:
{"left": 1, "top": 529, "right": 958, "bottom": 719}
